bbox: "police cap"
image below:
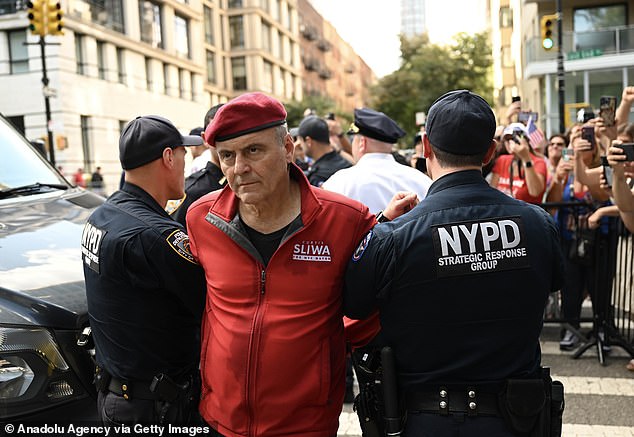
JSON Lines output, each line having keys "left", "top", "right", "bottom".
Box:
{"left": 119, "top": 115, "right": 203, "bottom": 170}
{"left": 426, "top": 90, "right": 496, "bottom": 156}
{"left": 348, "top": 108, "right": 405, "bottom": 143}
{"left": 298, "top": 116, "right": 330, "bottom": 144}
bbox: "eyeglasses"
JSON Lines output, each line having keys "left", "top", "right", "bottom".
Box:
{"left": 549, "top": 142, "right": 565, "bottom": 147}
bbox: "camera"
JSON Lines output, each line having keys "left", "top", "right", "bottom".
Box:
{"left": 326, "top": 112, "right": 336, "bottom": 121}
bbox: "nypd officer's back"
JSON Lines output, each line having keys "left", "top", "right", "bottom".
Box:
{"left": 81, "top": 115, "right": 207, "bottom": 425}
{"left": 344, "top": 91, "right": 564, "bottom": 436}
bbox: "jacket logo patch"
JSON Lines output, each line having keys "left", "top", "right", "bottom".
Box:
{"left": 292, "top": 241, "right": 331, "bottom": 262}
{"left": 432, "top": 216, "right": 529, "bottom": 277}
{"left": 167, "top": 230, "right": 198, "bottom": 264}
{"left": 81, "top": 222, "right": 106, "bottom": 274}
{"left": 352, "top": 230, "right": 373, "bottom": 262}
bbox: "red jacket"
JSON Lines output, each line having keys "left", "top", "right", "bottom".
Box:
{"left": 187, "top": 165, "right": 378, "bottom": 437}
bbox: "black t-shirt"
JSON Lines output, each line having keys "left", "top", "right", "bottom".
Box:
{"left": 240, "top": 217, "right": 293, "bottom": 266}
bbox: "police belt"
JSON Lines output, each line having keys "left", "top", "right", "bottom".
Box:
{"left": 108, "top": 377, "right": 160, "bottom": 401}
{"left": 406, "top": 386, "right": 501, "bottom": 416}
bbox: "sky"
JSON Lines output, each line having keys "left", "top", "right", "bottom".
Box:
{"left": 309, "top": 0, "right": 489, "bottom": 78}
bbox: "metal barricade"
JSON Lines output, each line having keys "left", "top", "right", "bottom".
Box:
{"left": 539, "top": 201, "right": 634, "bottom": 364}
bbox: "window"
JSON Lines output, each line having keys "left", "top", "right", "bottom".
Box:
{"left": 179, "top": 68, "right": 185, "bottom": 98}
{"left": 139, "top": 0, "right": 163, "bottom": 48}
{"left": 573, "top": 4, "right": 627, "bottom": 32}
{"left": 271, "top": 0, "right": 279, "bottom": 21}
{"left": 261, "top": 22, "right": 271, "bottom": 52}
{"left": 261, "top": 0, "right": 268, "bottom": 13}
{"left": 229, "top": 15, "right": 244, "bottom": 48}
{"left": 499, "top": 7, "right": 512, "bottom": 28}
{"left": 228, "top": 0, "right": 242, "bottom": 7}
{"left": 70, "top": 0, "right": 124, "bottom": 33}
{"left": 8, "top": 30, "right": 28, "bottom": 74}
{"left": 174, "top": 14, "right": 190, "bottom": 59}
{"left": 285, "top": 4, "right": 292, "bottom": 30}
{"left": 97, "top": 41, "right": 106, "bottom": 80}
{"left": 145, "top": 57, "right": 153, "bottom": 90}
{"left": 262, "top": 60, "right": 272, "bottom": 93}
{"left": 204, "top": 6, "right": 215, "bottom": 45}
{"left": 231, "top": 57, "right": 247, "bottom": 90}
{"left": 116, "top": 47, "right": 126, "bottom": 84}
{"left": 80, "top": 115, "right": 93, "bottom": 171}
{"left": 163, "top": 63, "right": 170, "bottom": 94}
{"left": 75, "top": 34, "right": 86, "bottom": 75}
{"left": 206, "top": 51, "right": 217, "bottom": 84}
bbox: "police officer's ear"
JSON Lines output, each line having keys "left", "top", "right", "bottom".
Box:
{"left": 482, "top": 140, "right": 498, "bottom": 165}
{"left": 161, "top": 147, "right": 176, "bottom": 168}
{"left": 422, "top": 133, "right": 433, "bottom": 159}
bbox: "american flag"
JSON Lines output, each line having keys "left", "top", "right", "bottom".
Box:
{"left": 527, "top": 116, "right": 545, "bottom": 148}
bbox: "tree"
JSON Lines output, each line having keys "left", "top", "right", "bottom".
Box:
{"left": 371, "top": 31, "right": 493, "bottom": 147}
{"left": 284, "top": 95, "right": 349, "bottom": 129}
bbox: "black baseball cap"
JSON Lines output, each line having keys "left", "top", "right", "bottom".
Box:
{"left": 298, "top": 115, "right": 330, "bottom": 144}
{"left": 119, "top": 115, "right": 203, "bottom": 170}
{"left": 347, "top": 108, "right": 405, "bottom": 143}
{"left": 426, "top": 90, "right": 495, "bottom": 156}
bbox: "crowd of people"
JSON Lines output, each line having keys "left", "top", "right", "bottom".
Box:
{"left": 79, "top": 86, "right": 634, "bottom": 436}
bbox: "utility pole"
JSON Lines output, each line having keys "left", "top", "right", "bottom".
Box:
{"left": 556, "top": 0, "right": 565, "bottom": 133}
{"left": 40, "top": 36, "right": 55, "bottom": 167}
{"left": 26, "top": 0, "right": 63, "bottom": 167}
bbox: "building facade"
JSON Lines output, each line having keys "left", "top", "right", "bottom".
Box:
{"left": 401, "top": 0, "right": 426, "bottom": 37}
{"left": 0, "top": 0, "right": 373, "bottom": 192}
{"left": 298, "top": 0, "right": 376, "bottom": 112}
{"left": 490, "top": 0, "right": 634, "bottom": 136}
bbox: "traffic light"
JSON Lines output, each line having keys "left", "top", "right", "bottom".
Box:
{"left": 27, "top": 0, "right": 45, "bottom": 36}
{"left": 46, "top": 0, "right": 64, "bottom": 35}
{"left": 541, "top": 14, "right": 557, "bottom": 50}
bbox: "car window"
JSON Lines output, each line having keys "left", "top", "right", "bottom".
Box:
{"left": 0, "top": 116, "right": 67, "bottom": 190}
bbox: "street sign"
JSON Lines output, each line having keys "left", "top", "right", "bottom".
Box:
{"left": 567, "top": 49, "right": 603, "bottom": 61}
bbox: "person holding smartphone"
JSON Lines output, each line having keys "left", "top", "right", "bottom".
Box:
{"left": 490, "top": 123, "right": 547, "bottom": 204}
{"left": 605, "top": 122, "right": 634, "bottom": 372}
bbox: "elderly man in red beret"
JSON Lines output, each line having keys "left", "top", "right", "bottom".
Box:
{"left": 185, "top": 93, "right": 416, "bottom": 437}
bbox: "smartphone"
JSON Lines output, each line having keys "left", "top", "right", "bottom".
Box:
{"left": 601, "top": 156, "right": 613, "bottom": 188}
{"left": 512, "top": 96, "right": 521, "bottom": 103}
{"left": 562, "top": 148, "right": 573, "bottom": 162}
{"left": 581, "top": 126, "right": 595, "bottom": 149}
{"left": 599, "top": 96, "right": 617, "bottom": 127}
{"left": 620, "top": 143, "right": 634, "bottom": 161}
{"left": 518, "top": 111, "right": 538, "bottom": 123}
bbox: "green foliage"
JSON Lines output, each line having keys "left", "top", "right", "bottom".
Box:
{"left": 284, "top": 95, "right": 350, "bottom": 128}
{"left": 371, "top": 31, "right": 493, "bottom": 147}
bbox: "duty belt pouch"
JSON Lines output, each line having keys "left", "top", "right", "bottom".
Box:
{"left": 498, "top": 378, "right": 546, "bottom": 436}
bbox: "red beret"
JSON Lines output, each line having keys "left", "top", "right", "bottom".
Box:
{"left": 204, "top": 92, "right": 287, "bottom": 146}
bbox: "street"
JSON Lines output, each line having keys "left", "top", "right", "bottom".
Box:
{"left": 337, "top": 301, "right": 634, "bottom": 437}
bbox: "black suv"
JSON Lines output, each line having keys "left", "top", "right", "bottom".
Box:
{"left": 0, "top": 115, "right": 103, "bottom": 422}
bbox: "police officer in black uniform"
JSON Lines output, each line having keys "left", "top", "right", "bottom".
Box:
{"left": 299, "top": 115, "right": 352, "bottom": 187}
{"left": 171, "top": 104, "right": 227, "bottom": 227}
{"left": 81, "top": 115, "right": 207, "bottom": 425}
{"left": 344, "top": 90, "right": 564, "bottom": 436}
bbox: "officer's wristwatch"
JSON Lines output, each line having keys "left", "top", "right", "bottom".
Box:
{"left": 523, "top": 160, "right": 534, "bottom": 168}
{"left": 376, "top": 211, "right": 391, "bottom": 223}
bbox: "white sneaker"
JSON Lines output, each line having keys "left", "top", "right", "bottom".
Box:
{"left": 559, "top": 330, "right": 579, "bottom": 351}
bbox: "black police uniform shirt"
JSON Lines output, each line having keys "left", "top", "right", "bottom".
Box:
{"left": 81, "top": 182, "right": 206, "bottom": 382}
{"left": 171, "top": 161, "right": 226, "bottom": 227}
{"left": 306, "top": 150, "right": 352, "bottom": 187}
{"left": 344, "top": 170, "right": 564, "bottom": 390}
